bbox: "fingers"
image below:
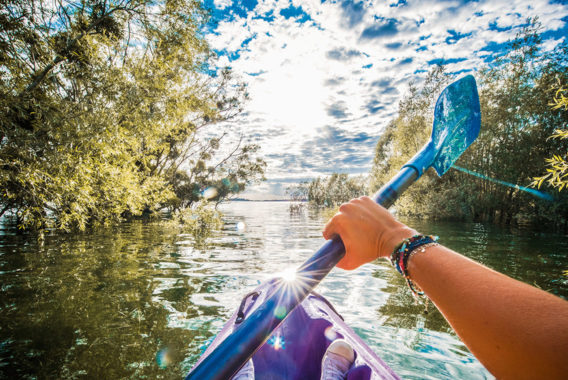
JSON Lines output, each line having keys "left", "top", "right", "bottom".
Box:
{"left": 323, "top": 212, "right": 342, "bottom": 240}
{"left": 323, "top": 198, "right": 366, "bottom": 240}
{"left": 337, "top": 256, "right": 358, "bottom": 270}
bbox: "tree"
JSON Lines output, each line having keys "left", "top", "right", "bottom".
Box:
{"left": 532, "top": 87, "right": 568, "bottom": 191}
{"left": 307, "top": 173, "right": 367, "bottom": 207}
{"left": 286, "top": 183, "right": 308, "bottom": 202}
{"left": 169, "top": 137, "right": 266, "bottom": 209}
{"left": 0, "top": 0, "right": 265, "bottom": 230}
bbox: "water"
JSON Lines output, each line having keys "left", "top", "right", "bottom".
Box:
{"left": 0, "top": 201, "right": 567, "bottom": 379}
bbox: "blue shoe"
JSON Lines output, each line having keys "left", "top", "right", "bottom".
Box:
{"left": 321, "top": 339, "right": 355, "bottom": 380}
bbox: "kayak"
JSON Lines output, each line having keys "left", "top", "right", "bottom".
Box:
{"left": 188, "top": 279, "right": 400, "bottom": 380}
{"left": 187, "top": 76, "right": 480, "bottom": 380}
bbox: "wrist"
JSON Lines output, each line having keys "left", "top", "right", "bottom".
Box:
{"left": 382, "top": 226, "right": 417, "bottom": 257}
{"left": 389, "top": 234, "right": 439, "bottom": 298}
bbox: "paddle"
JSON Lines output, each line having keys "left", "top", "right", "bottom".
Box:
{"left": 186, "top": 75, "right": 481, "bottom": 380}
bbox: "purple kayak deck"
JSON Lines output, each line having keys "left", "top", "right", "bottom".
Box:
{"left": 192, "top": 280, "right": 400, "bottom": 380}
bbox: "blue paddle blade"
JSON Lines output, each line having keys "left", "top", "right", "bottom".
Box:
{"left": 431, "top": 75, "right": 481, "bottom": 176}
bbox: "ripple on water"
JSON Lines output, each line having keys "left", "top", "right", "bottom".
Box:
{"left": 2, "top": 201, "right": 566, "bottom": 379}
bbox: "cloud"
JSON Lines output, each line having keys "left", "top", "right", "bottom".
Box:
{"left": 341, "top": 0, "right": 367, "bottom": 28}
{"left": 390, "top": 0, "right": 407, "bottom": 7}
{"left": 370, "top": 78, "right": 392, "bottom": 87}
{"left": 385, "top": 41, "right": 403, "bottom": 49}
{"left": 203, "top": 0, "right": 568, "bottom": 199}
{"left": 365, "top": 99, "right": 387, "bottom": 114}
{"left": 324, "top": 77, "right": 346, "bottom": 87}
{"left": 360, "top": 18, "right": 399, "bottom": 39}
{"left": 296, "top": 125, "right": 378, "bottom": 174}
{"left": 327, "top": 101, "right": 350, "bottom": 119}
{"left": 427, "top": 57, "right": 468, "bottom": 65}
{"left": 213, "top": 0, "right": 232, "bottom": 10}
{"left": 326, "top": 47, "right": 363, "bottom": 61}
{"left": 445, "top": 29, "right": 473, "bottom": 44}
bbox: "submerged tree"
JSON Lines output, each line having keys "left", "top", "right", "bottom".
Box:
{"left": 0, "top": 0, "right": 265, "bottom": 230}
{"left": 307, "top": 173, "right": 367, "bottom": 207}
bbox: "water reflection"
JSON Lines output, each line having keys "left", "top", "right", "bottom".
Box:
{"left": 0, "top": 201, "right": 566, "bottom": 379}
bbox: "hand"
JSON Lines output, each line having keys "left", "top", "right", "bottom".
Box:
{"left": 322, "top": 196, "right": 416, "bottom": 270}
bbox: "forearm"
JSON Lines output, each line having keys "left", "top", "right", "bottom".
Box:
{"left": 408, "top": 245, "right": 568, "bottom": 380}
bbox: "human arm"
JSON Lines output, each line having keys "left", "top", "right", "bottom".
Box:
{"left": 323, "top": 196, "right": 568, "bottom": 380}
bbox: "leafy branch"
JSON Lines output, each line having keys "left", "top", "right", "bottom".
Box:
{"left": 532, "top": 87, "right": 568, "bottom": 191}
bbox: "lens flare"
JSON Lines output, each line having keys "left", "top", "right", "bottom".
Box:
{"left": 201, "top": 187, "right": 219, "bottom": 200}
{"left": 236, "top": 221, "right": 246, "bottom": 231}
{"left": 274, "top": 305, "right": 286, "bottom": 319}
{"left": 324, "top": 326, "right": 338, "bottom": 341}
{"left": 268, "top": 333, "right": 285, "bottom": 350}
{"left": 156, "top": 348, "right": 171, "bottom": 369}
{"left": 452, "top": 165, "right": 553, "bottom": 201}
{"left": 267, "top": 260, "right": 334, "bottom": 332}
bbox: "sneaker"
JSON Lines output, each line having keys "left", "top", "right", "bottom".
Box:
{"left": 231, "top": 359, "right": 254, "bottom": 380}
{"left": 321, "top": 339, "right": 355, "bottom": 380}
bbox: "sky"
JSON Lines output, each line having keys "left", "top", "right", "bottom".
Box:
{"left": 203, "top": 0, "right": 568, "bottom": 200}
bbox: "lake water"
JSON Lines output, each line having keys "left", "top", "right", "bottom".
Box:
{"left": 1, "top": 201, "right": 567, "bottom": 379}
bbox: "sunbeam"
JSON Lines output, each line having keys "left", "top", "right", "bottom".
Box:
{"left": 270, "top": 265, "right": 329, "bottom": 322}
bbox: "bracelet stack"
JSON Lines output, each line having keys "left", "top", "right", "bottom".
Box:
{"left": 390, "top": 234, "right": 439, "bottom": 298}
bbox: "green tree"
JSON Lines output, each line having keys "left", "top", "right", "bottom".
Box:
{"left": 0, "top": 0, "right": 265, "bottom": 231}
{"left": 307, "top": 173, "right": 367, "bottom": 207}
{"left": 532, "top": 87, "right": 568, "bottom": 191}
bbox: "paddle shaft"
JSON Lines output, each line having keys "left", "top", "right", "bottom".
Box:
{"left": 187, "top": 75, "right": 481, "bottom": 380}
{"left": 186, "top": 166, "right": 419, "bottom": 380}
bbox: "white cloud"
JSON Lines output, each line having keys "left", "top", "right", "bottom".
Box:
{"left": 213, "top": 0, "right": 232, "bottom": 10}
{"left": 205, "top": 0, "right": 568, "bottom": 199}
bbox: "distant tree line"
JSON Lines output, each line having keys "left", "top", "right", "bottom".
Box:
{"left": 0, "top": 0, "right": 265, "bottom": 231}
{"left": 370, "top": 21, "right": 568, "bottom": 228}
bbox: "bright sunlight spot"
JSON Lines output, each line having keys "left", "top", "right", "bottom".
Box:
{"left": 279, "top": 267, "right": 297, "bottom": 283}
{"left": 236, "top": 221, "right": 246, "bottom": 231}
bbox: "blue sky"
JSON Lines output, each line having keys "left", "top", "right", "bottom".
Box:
{"left": 203, "top": 0, "right": 568, "bottom": 199}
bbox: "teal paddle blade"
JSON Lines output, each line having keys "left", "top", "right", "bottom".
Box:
{"left": 431, "top": 75, "right": 481, "bottom": 176}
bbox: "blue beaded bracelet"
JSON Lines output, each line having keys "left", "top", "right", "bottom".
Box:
{"left": 390, "top": 234, "right": 439, "bottom": 298}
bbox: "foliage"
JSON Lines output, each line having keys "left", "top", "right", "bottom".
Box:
{"left": 171, "top": 140, "right": 266, "bottom": 208}
{"left": 163, "top": 201, "right": 223, "bottom": 241}
{"left": 369, "top": 20, "right": 568, "bottom": 227}
{"left": 307, "top": 173, "right": 367, "bottom": 207}
{"left": 0, "top": 0, "right": 265, "bottom": 231}
{"left": 532, "top": 87, "right": 568, "bottom": 191}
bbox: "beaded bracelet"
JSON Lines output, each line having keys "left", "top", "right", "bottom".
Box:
{"left": 390, "top": 234, "right": 439, "bottom": 298}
